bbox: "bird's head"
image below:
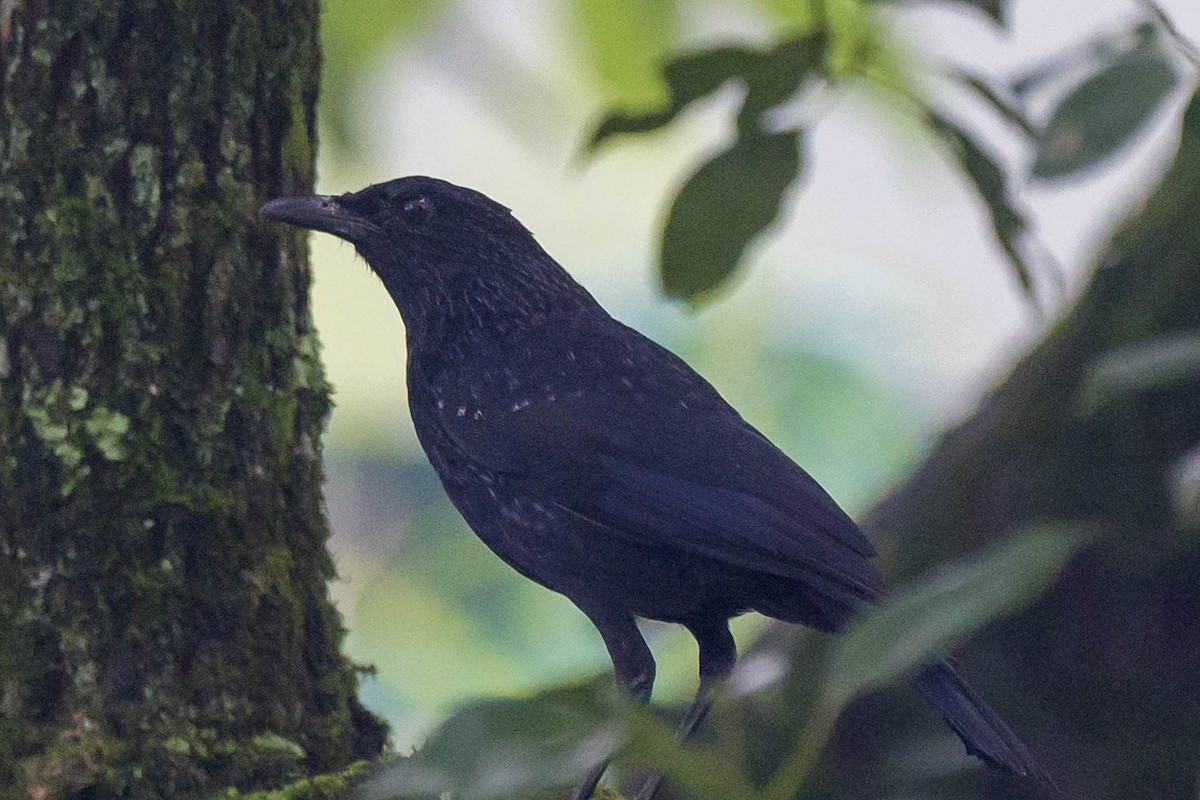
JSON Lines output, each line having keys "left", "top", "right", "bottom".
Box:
{"left": 260, "top": 176, "right": 597, "bottom": 345}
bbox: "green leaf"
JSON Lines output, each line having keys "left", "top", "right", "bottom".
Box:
{"left": 764, "top": 526, "right": 1084, "bottom": 800}
{"left": 355, "top": 679, "right": 623, "bottom": 800}
{"left": 588, "top": 46, "right": 759, "bottom": 149}
{"left": 1032, "top": 51, "right": 1178, "bottom": 179}
{"left": 864, "top": 0, "right": 1007, "bottom": 24}
{"left": 587, "top": 35, "right": 825, "bottom": 151}
{"left": 927, "top": 113, "right": 1035, "bottom": 294}
{"left": 660, "top": 130, "right": 802, "bottom": 303}
{"left": 953, "top": 0, "right": 1007, "bottom": 24}
{"left": 824, "top": 525, "right": 1084, "bottom": 706}
{"left": 621, "top": 704, "right": 763, "bottom": 800}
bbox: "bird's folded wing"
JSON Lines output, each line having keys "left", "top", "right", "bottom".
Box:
{"left": 434, "top": 387, "right": 882, "bottom": 600}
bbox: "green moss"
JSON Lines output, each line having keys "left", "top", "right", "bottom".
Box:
{"left": 213, "top": 760, "right": 371, "bottom": 800}
{"left": 1, "top": 2, "right": 383, "bottom": 795}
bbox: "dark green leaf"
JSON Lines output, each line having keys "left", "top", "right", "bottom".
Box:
{"left": 872, "top": 0, "right": 1006, "bottom": 25}
{"left": 660, "top": 130, "right": 802, "bottom": 303}
{"left": 587, "top": 46, "right": 759, "bottom": 149}
{"left": 736, "top": 35, "right": 827, "bottom": 134}
{"left": 825, "top": 525, "right": 1084, "bottom": 705}
{"left": 620, "top": 704, "right": 763, "bottom": 800}
{"left": 927, "top": 113, "right": 1035, "bottom": 293}
{"left": 587, "top": 35, "right": 825, "bottom": 151}
{"left": 764, "top": 526, "right": 1084, "bottom": 799}
{"left": 1032, "top": 51, "right": 1179, "bottom": 179}
{"left": 961, "top": 0, "right": 1007, "bottom": 24}
{"left": 356, "top": 680, "right": 623, "bottom": 800}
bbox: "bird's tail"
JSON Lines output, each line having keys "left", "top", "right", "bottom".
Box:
{"left": 911, "top": 661, "right": 1050, "bottom": 784}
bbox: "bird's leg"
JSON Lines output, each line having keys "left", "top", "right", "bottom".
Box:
{"left": 635, "top": 618, "right": 737, "bottom": 800}
{"left": 570, "top": 609, "right": 656, "bottom": 800}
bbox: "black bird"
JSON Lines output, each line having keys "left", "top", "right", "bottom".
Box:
{"left": 261, "top": 177, "right": 1044, "bottom": 799}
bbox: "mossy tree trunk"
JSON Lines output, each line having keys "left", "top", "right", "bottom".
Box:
{"left": 0, "top": 3, "right": 386, "bottom": 798}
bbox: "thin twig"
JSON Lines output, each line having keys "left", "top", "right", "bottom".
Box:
{"left": 1138, "top": 0, "right": 1200, "bottom": 68}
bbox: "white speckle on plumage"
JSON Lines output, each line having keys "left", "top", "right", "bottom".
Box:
{"left": 436, "top": 399, "right": 445, "bottom": 410}
{"left": 512, "top": 398, "right": 531, "bottom": 412}
{"left": 474, "top": 409, "right": 484, "bottom": 420}
{"left": 456, "top": 406, "right": 467, "bottom": 417}
{"left": 620, "top": 377, "right": 633, "bottom": 389}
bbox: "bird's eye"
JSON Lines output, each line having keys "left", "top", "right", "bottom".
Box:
{"left": 401, "top": 195, "right": 432, "bottom": 225}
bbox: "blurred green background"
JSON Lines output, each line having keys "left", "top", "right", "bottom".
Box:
{"left": 308, "top": 0, "right": 1195, "bottom": 759}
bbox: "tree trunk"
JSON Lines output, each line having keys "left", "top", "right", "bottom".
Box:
{"left": 0, "top": 3, "right": 386, "bottom": 798}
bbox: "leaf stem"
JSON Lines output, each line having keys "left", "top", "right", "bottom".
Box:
{"left": 1139, "top": 0, "right": 1200, "bottom": 68}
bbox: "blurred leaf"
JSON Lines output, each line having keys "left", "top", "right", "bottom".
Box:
{"left": 865, "top": 0, "right": 1007, "bottom": 24}
{"left": 1074, "top": 333, "right": 1200, "bottom": 416}
{"left": 588, "top": 46, "right": 760, "bottom": 148}
{"left": 927, "top": 112, "right": 1035, "bottom": 293}
{"left": 660, "top": 130, "right": 802, "bottom": 303}
{"left": 574, "top": 0, "right": 680, "bottom": 109}
{"left": 1032, "top": 50, "right": 1178, "bottom": 179}
{"left": 825, "top": 526, "right": 1084, "bottom": 705}
{"left": 1011, "top": 21, "right": 1158, "bottom": 99}
{"left": 737, "top": 36, "right": 828, "bottom": 132}
{"left": 952, "top": 0, "right": 1007, "bottom": 24}
{"left": 588, "top": 34, "right": 825, "bottom": 151}
{"left": 356, "top": 679, "right": 623, "bottom": 800}
{"left": 621, "top": 704, "right": 763, "bottom": 800}
{"left": 764, "top": 526, "right": 1084, "bottom": 799}
{"left": 356, "top": 676, "right": 761, "bottom": 800}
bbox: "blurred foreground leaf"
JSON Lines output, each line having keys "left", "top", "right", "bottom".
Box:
{"left": 1033, "top": 50, "right": 1178, "bottom": 179}
{"left": 587, "top": 35, "right": 825, "bottom": 151}
{"left": 661, "top": 131, "right": 802, "bottom": 303}
{"left": 357, "top": 676, "right": 759, "bottom": 800}
{"left": 356, "top": 680, "right": 622, "bottom": 800}
{"left": 825, "top": 525, "right": 1084, "bottom": 705}
{"left": 764, "top": 526, "right": 1085, "bottom": 799}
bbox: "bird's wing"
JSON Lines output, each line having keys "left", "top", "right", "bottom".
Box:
{"left": 426, "top": 325, "right": 882, "bottom": 600}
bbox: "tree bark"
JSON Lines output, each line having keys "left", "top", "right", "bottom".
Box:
{"left": 0, "top": 3, "right": 386, "bottom": 798}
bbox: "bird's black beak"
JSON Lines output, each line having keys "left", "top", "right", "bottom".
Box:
{"left": 259, "top": 194, "right": 380, "bottom": 243}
